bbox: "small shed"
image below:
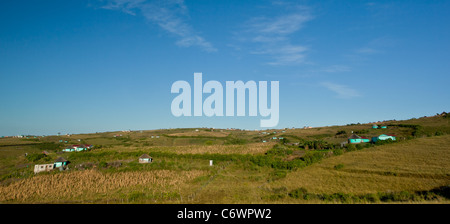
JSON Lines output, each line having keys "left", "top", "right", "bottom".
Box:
{"left": 372, "top": 125, "right": 379, "bottom": 129}
{"left": 139, "top": 154, "right": 153, "bottom": 163}
{"left": 54, "top": 157, "right": 68, "bottom": 168}
{"left": 381, "top": 126, "right": 387, "bottom": 129}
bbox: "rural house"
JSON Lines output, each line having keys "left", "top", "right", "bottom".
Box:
{"left": 360, "top": 136, "right": 370, "bottom": 143}
{"left": 372, "top": 134, "right": 396, "bottom": 142}
{"left": 348, "top": 134, "right": 362, "bottom": 143}
{"left": 372, "top": 125, "right": 378, "bottom": 129}
{"left": 34, "top": 164, "right": 54, "bottom": 174}
{"left": 139, "top": 154, "right": 153, "bottom": 163}
{"left": 62, "top": 144, "right": 92, "bottom": 152}
{"left": 54, "top": 157, "right": 68, "bottom": 168}
{"left": 348, "top": 134, "right": 371, "bottom": 144}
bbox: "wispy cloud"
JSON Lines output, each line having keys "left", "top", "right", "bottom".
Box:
{"left": 318, "top": 65, "right": 352, "bottom": 73}
{"left": 101, "top": 0, "right": 216, "bottom": 52}
{"left": 320, "top": 82, "right": 361, "bottom": 99}
{"left": 235, "top": 4, "right": 313, "bottom": 65}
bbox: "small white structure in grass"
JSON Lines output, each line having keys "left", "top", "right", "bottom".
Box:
{"left": 139, "top": 154, "right": 153, "bottom": 163}
{"left": 210, "top": 160, "right": 213, "bottom": 166}
{"left": 34, "top": 164, "right": 54, "bottom": 174}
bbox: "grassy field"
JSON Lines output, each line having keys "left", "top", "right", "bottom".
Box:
{"left": 0, "top": 113, "right": 449, "bottom": 203}
{"left": 268, "top": 135, "right": 450, "bottom": 202}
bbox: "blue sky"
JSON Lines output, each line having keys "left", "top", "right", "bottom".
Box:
{"left": 1, "top": 0, "right": 449, "bottom": 136}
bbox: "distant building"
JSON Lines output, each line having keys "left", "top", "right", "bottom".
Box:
{"left": 381, "top": 126, "right": 387, "bottom": 129}
{"left": 372, "top": 125, "right": 378, "bottom": 129}
{"left": 348, "top": 134, "right": 362, "bottom": 144}
{"left": 372, "top": 134, "right": 396, "bottom": 143}
{"left": 54, "top": 157, "right": 68, "bottom": 168}
{"left": 34, "top": 164, "right": 54, "bottom": 174}
{"left": 360, "top": 136, "right": 370, "bottom": 143}
{"left": 139, "top": 154, "right": 153, "bottom": 163}
{"left": 62, "top": 144, "right": 92, "bottom": 152}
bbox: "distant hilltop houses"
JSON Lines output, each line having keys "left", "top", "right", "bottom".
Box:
{"left": 62, "top": 144, "right": 93, "bottom": 152}
{"left": 347, "top": 124, "right": 396, "bottom": 144}
{"left": 348, "top": 133, "right": 396, "bottom": 144}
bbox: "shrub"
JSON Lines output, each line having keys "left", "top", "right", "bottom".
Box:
{"left": 335, "top": 130, "right": 346, "bottom": 136}
{"left": 270, "top": 170, "right": 287, "bottom": 181}
{"left": 265, "top": 144, "right": 293, "bottom": 156}
{"left": 26, "top": 153, "right": 46, "bottom": 162}
{"left": 333, "top": 149, "right": 344, "bottom": 156}
{"left": 289, "top": 187, "right": 308, "bottom": 199}
{"left": 98, "top": 161, "right": 108, "bottom": 168}
{"left": 363, "top": 193, "right": 380, "bottom": 203}
{"left": 346, "top": 144, "right": 356, "bottom": 151}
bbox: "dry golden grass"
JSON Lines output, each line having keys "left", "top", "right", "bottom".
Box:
{"left": 151, "top": 143, "right": 276, "bottom": 155}
{"left": 166, "top": 130, "right": 230, "bottom": 138}
{"left": 270, "top": 135, "right": 450, "bottom": 195}
{"left": 105, "top": 142, "right": 276, "bottom": 155}
{"left": 0, "top": 169, "right": 206, "bottom": 203}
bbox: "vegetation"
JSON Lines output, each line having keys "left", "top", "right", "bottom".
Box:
{"left": 0, "top": 112, "right": 449, "bottom": 203}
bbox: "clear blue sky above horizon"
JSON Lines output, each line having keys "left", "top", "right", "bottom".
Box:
{"left": 1, "top": 0, "right": 449, "bottom": 136}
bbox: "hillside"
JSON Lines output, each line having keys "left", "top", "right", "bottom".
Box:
{"left": 0, "top": 113, "right": 449, "bottom": 203}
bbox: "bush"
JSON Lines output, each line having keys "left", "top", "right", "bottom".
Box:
{"left": 363, "top": 193, "right": 380, "bottom": 203}
{"left": 98, "top": 161, "right": 108, "bottom": 168}
{"left": 265, "top": 144, "right": 293, "bottom": 156}
{"left": 270, "top": 170, "right": 287, "bottom": 181}
{"left": 26, "top": 153, "right": 46, "bottom": 162}
{"left": 333, "top": 149, "right": 344, "bottom": 156}
{"left": 289, "top": 187, "right": 308, "bottom": 199}
{"left": 335, "top": 130, "right": 346, "bottom": 136}
{"left": 346, "top": 144, "right": 356, "bottom": 151}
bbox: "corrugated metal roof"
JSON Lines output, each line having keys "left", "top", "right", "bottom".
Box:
{"left": 348, "top": 134, "right": 361, "bottom": 139}
{"left": 139, "top": 154, "right": 152, "bottom": 159}
{"left": 55, "top": 157, "right": 67, "bottom": 162}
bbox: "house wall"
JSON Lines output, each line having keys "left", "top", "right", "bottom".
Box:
{"left": 349, "top": 139, "right": 362, "bottom": 143}
{"left": 54, "top": 162, "right": 66, "bottom": 168}
{"left": 379, "top": 135, "right": 395, "bottom": 141}
{"left": 34, "top": 164, "right": 54, "bottom": 174}
{"left": 373, "top": 135, "right": 396, "bottom": 142}
{"left": 139, "top": 158, "right": 152, "bottom": 163}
